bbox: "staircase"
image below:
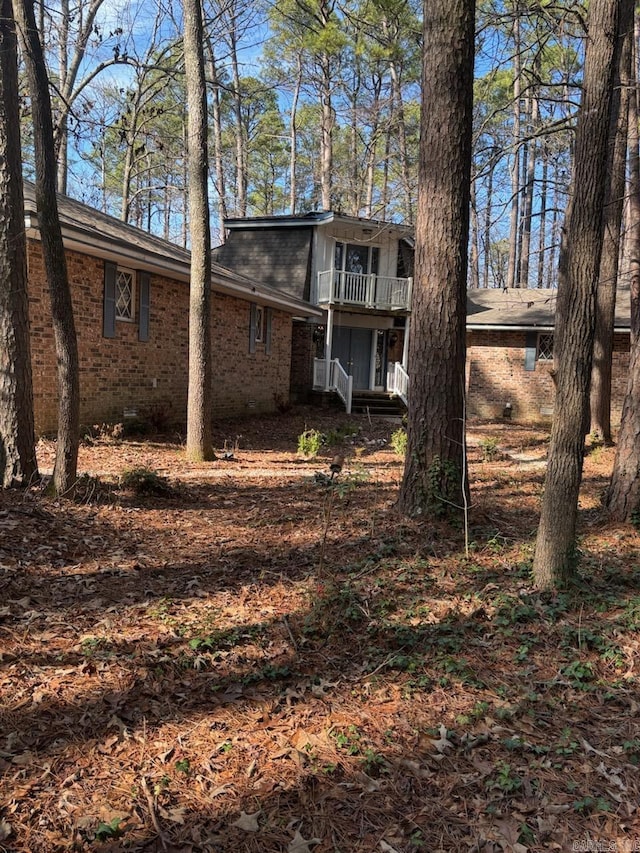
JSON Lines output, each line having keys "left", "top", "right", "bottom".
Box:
{"left": 350, "top": 392, "right": 406, "bottom": 417}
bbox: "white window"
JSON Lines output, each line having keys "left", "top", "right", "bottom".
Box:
{"left": 115, "top": 268, "right": 135, "bottom": 321}
{"left": 255, "top": 305, "right": 264, "bottom": 342}
{"left": 537, "top": 333, "right": 554, "bottom": 362}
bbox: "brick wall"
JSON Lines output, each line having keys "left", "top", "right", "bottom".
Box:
{"left": 290, "top": 321, "right": 319, "bottom": 401}
{"left": 467, "top": 329, "right": 630, "bottom": 424}
{"left": 27, "top": 240, "right": 292, "bottom": 434}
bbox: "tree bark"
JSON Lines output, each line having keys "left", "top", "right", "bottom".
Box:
{"left": 608, "top": 13, "right": 640, "bottom": 521}
{"left": 183, "top": 0, "right": 214, "bottom": 461}
{"left": 0, "top": 0, "right": 38, "bottom": 488}
{"left": 14, "top": 0, "right": 80, "bottom": 495}
{"left": 506, "top": 7, "right": 522, "bottom": 290}
{"left": 533, "top": 0, "right": 619, "bottom": 589}
{"left": 590, "top": 0, "right": 634, "bottom": 444}
{"left": 397, "top": 0, "right": 474, "bottom": 517}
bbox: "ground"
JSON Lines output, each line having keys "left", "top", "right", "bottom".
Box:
{"left": 1, "top": 407, "right": 639, "bottom": 852}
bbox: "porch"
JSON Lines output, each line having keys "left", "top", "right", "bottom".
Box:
{"left": 313, "top": 359, "right": 409, "bottom": 414}
{"left": 317, "top": 269, "right": 412, "bottom": 312}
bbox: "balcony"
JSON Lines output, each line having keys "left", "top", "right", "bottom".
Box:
{"left": 317, "top": 269, "right": 412, "bottom": 311}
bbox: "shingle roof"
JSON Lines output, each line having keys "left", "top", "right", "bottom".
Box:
{"left": 22, "top": 182, "right": 321, "bottom": 318}
{"left": 467, "top": 287, "right": 631, "bottom": 331}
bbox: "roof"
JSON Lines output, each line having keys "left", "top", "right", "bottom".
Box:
{"left": 223, "top": 210, "right": 414, "bottom": 237}
{"left": 22, "top": 182, "right": 321, "bottom": 319}
{"left": 467, "top": 287, "right": 631, "bottom": 332}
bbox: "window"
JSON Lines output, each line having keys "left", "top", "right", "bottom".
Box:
{"left": 249, "top": 304, "right": 272, "bottom": 354}
{"left": 255, "top": 305, "right": 264, "bottom": 343}
{"left": 537, "top": 333, "right": 554, "bottom": 361}
{"left": 103, "top": 262, "right": 150, "bottom": 341}
{"left": 334, "top": 241, "right": 379, "bottom": 275}
{"left": 115, "top": 268, "right": 135, "bottom": 321}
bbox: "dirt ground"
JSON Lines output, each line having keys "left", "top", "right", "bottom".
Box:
{"left": 1, "top": 407, "right": 639, "bottom": 852}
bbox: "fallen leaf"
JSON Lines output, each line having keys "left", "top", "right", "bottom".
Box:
{"left": 288, "top": 829, "right": 321, "bottom": 852}
{"left": 0, "top": 821, "right": 11, "bottom": 841}
{"left": 232, "top": 810, "right": 260, "bottom": 832}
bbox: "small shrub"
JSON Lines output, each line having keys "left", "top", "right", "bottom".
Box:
{"left": 141, "top": 401, "right": 173, "bottom": 433}
{"left": 298, "top": 428, "right": 325, "bottom": 458}
{"left": 390, "top": 427, "right": 407, "bottom": 457}
{"left": 119, "top": 466, "right": 173, "bottom": 496}
{"left": 325, "top": 422, "right": 360, "bottom": 445}
{"left": 273, "top": 392, "right": 292, "bottom": 414}
{"left": 480, "top": 436, "right": 499, "bottom": 461}
{"left": 82, "top": 422, "right": 124, "bottom": 443}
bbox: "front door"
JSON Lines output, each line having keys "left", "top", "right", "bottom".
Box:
{"left": 333, "top": 327, "right": 372, "bottom": 390}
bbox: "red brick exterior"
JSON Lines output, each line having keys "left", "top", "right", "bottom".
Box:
{"left": 27, "top": 240, "right": 292, "bottom": 434}
{"left": 467, "top": 329, "right": 630, "bottom": 424}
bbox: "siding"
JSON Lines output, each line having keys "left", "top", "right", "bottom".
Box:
{"left": 214, "top": 228, "right": 313, "bottom": 300}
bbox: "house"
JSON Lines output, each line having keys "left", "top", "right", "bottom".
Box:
{"left": 466, "top": 287, "right": 631, "bottom": 423}
{"left": 22, "top": 183, "right": 321, "bottom": 435}
{"left": 213, "top": 212, "right": 415, "bottom": 411}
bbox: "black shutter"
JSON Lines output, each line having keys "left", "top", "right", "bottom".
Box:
{"left": 249, "top": 303, "right": 257, "bottom": 353}
{"left": 265, "top": 309, "right": 272, "bottom": 354}
{"left": 524, "top": 331, "right": 537, "bottom": 371}
{"left": 103, "top": 261, "right": 117, "bottom": 338}
{"left": 139, "top": 272, "right": 150, "bottom": 341}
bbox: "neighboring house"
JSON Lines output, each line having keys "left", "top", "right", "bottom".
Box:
{"left": 466, "top": 288, "right": 631, "bottom": 423}
{"left": 22, "top": 183, "right": 321, "bottom": 435}
{"left": 213, "top": 212, "right": 415, "bottom": 410}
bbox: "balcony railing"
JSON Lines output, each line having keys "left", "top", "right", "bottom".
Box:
{"left": 317, "top": 269, "right": 412, "bottom": 311}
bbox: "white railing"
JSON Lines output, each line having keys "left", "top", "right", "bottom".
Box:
{"left": 313, "top": 358, "right": 353, "bottom": 414}
{"left": 317, "top": 269, "right": 412, "bottom": 311}
{"left": 387, "top": 361, "right": 409, "bottom": 407}
{"left": 331, "top": 359, "right": 353, "bottom": 414}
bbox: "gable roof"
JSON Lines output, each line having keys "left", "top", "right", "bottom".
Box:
{"left": 22, "top": 182, "right": 321, "bottom": 319}
{"left": 467, "top": 287, "right": 631, "bottom": 332}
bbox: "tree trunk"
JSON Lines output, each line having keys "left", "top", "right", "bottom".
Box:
{"left": 0, "top": 0, "right": 38, "bottom": 488}
{"left": 14, "top": 0, "right": 80, "bottom": 496}
{"left": 536, "top": 146, "right": 548, "bottom": 289}
{"left": 533, "top": 0, "right": 619, "bottom": 589}
{"left": 506, "top": 8, "right": 522, "bottom": 290}
{"left": 590, "top": 0, "right": 634, "bottom": 444}
{"left": 289, "top": 56, "right": 302, "bottom": 215}
{"left": 183, "top": 0, "right": 213, "bottom": 461}
{"left": 205, "top": 42, "right": 228, "bottom": 240}
{"left": 229, "top": 23, "right": 247, "bottom": 217}
{"left": 397, "top": 0, "right": 474, "bottom": 517}
{"left": 320, "top": 53, "right": 333, "bottom": 211}
{"left": 518, "top": 85, "right": 539, "bottom": 288}
{"left": 608, "top": 14, "right": 640, "bottom": 521}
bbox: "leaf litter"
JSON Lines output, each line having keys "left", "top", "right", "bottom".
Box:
{"left": 1, "top": 410, "right": 639, "bottom": 851}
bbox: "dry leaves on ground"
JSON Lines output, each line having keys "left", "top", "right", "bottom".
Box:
{"left": 1, "top": 408, "right": 639, "bottom": 852}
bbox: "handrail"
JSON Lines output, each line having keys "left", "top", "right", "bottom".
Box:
{"left": 388, "top": 361, "right": 409, "bottom": 407}
{"left": 330, "top": 359, "right": 353, "bottom": 414}
{"left": 313, "top": 357, "right": 353, "bottom": 414}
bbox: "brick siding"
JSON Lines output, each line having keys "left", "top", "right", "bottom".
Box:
{"left": 467, "top": 329, "right": 630, "bottom": 423}
{"left": 27, "top": 240, "right": 292, "bottom": 434}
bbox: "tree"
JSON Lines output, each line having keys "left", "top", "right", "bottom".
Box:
{"left": 533, "top": 0, "right": 619, "bottom": 589}
{"left": 590, "top": 0, "right": 634, "bottom": 444}
{"left": 397, "top": 0, "right": 475, "bottom": 516}
{"left": 183, "top": 0, "right": 214, "bottom": 461}
{"left": 607, "top": 14, "right": 640, "bottom": 522}
{"left": 0, "top": 0, "right": 38, "bottom": 488}
{"left": 14, "top": 0, "right": 80, "bottom": 495}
